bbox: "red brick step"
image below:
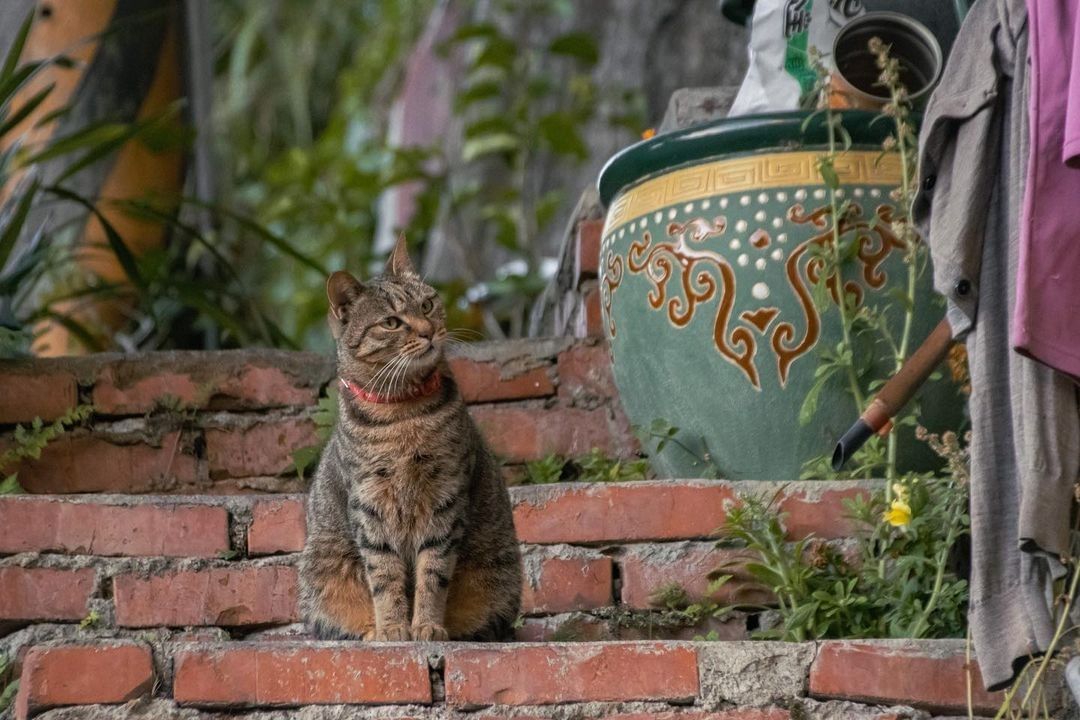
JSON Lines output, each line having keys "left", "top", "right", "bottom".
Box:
{"left": 12, "top": 639, "right": 1003, "bottom": 718}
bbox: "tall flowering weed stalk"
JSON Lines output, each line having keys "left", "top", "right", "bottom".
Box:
{"left": 714, "top": 427, "right": 970, "bottom": 641}
{"left": 798, "top": 40, "right": 937, "bottom": 483}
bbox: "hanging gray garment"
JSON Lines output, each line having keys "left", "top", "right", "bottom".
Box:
{"left": 913, "top": 0, "right": 1080, "bottom": 691}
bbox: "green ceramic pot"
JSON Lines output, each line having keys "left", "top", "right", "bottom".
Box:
{"left": 597, "top": 111, "right": 960, "bottom": 480}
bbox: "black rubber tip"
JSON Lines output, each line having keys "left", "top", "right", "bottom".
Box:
{"left": 832, "top": 419, "right": 874, "bottom": 472}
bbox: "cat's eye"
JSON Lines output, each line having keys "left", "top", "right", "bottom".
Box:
{"left": 381, "top": 316, "right": 403, "bottom": 329}
{"left": 420, "top": 298, "right": 434, "bottom": 314}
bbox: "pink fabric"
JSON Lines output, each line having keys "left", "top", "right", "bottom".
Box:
{"left": 1014, "top": 0, "right": 1080, "bottom": 376}
{"left": 1068, "top": 3, "right": 1080, "bottom": 167}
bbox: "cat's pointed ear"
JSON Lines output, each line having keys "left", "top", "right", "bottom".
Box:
{"left": 326, "top": 271, "right": 363, "bottom": 337}
{"left": 385, "top": 232, "right": 417, "bottom": 277}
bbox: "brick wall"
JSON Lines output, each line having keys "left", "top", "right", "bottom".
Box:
{"left": 0, "top": 338, "right": 635, "bottom": 494}
{"left": 530, "top": 211, "right": 607, "bottom": 338}
{"left": 0, "top": 343, "right": 1046, "bottom": 720}
{"left": 0, "top": 482, "right": 868, "bottom": 640}
{"left": 0, "top": 482, "right": 1032, "bottom": 719}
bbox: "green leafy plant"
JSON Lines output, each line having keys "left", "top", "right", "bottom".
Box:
{"left": 575, "top": 448, "right": 649, "bottom": 483}
{"left": 718, "top": 428, "right": 969, "bottom": 641}
{"left": 521, "top": 453, "right": 567, "bottom": 485}
{"left": 647, "top": 581, "right": 734, "bottom": 638}
{"left": 797, "top": 41, "right": 941, "bottom": 482}
{"left": 1, "top": 404, "right": 93, "bottom": 494}
{"left": 635, "top": 418, "right": 721, "bottom": 479}
{"left": 290, "top": 384, "right": 339, "bottom": 482}
{"left": 0, "top": 653, "right": 17, "bottom": 713}
{"left": 520, "top": 448, "right": 649, "bottom": 485}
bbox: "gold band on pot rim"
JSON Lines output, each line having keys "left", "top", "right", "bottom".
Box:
{"left": 603, "top": 150, "right": 902, "bottom": 238}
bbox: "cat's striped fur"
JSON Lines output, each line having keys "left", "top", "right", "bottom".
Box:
{"left": 299, "top": 236, "right": 522, "bottom": 641}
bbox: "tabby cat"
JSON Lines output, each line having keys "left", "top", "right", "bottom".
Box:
{"left": 299, "top": 235, "right": 522, "bottom": 641}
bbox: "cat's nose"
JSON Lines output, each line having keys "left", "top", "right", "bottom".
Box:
{"left": 414, "top": 320, "right": 434, "bottom": 340}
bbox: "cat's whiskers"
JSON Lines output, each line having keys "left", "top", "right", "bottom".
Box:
{"left": 389, "top": 350, "right": 418, "bottom": 398}
{"left": 363, "top": 353, "right": 404, "bottom": 392}
{"left": 446, "top": 328, "right": 484, "bottom": 341}
{"left": 383, "top": 355, "right": 414, "bottom": 398}
{"left": 364, "top": 353, "right": 409, "bottom": 395}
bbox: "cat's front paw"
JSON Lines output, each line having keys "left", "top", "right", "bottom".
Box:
{"left": 411, "top": 622, "right": 449, "bottom": 641}
{"left": 374, "top": 624, "right": 412, "bottom": 641}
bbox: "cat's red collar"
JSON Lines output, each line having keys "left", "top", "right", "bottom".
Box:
{"left": 340, "top": 371, "right": 442, "bottom": 405}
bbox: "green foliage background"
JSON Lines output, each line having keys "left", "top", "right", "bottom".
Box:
{"left": 211, "top": 0, "right": 438, "bottom": 351}
{"left": 0, "top": 1, "right": 642, "bottom": 355}
{"left": 208, "top": 0, "right": 643, "bottom": 350}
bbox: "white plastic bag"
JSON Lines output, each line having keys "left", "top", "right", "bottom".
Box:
{"left": 728, "top": 0, "right": 865, "bottom": 116}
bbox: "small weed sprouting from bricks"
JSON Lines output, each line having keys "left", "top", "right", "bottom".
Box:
{"left": 289, "top": 383, "right": 338, "bottom": 483}
{"left": 520, "top": 448, "right": 650, "bottom": 485}
{"left": 78, "top": 609, "right": 101, "bottom": 631}
{"left": 634, "top": 419, "right": 721, "bottom": 480}
{"left": 152, "top": 394, "right": 188, "bottom": 415}
{"left": 647, "top": 582, "right": 735, "bottom": 639}
{"left": 1, "top": 404, "right": 93, "bottom": 494}
{"left": 0, "top": 654, "right": 16, "bottom": 713}
{"left": 598, "top": 602, "right": 733, "bottom": 639}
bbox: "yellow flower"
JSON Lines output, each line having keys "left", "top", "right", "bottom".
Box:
{"left": 883, "top": 498, "right": 912, "bottom": 527}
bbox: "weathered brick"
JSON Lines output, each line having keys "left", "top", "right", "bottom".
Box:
{"left": 93, "top": 370, "right": 201, "bottom": 415}
{"left": 511, "top": 481, "right": 867, "bottom": 545}
{"left": 556, "top": 343, "right": 616, "bottom": 403}
{"left": 574, "top": 219, "right": 603, "bottom": 281}
{"left": 6, "top": 431, "right": 198, "bottom": 493}
{"left": 113, "top": 566, "right": 298, "bottom": 627}
{"left": 514, "top": 613, "right": 617, "bottom": 642}
{"left": 470, "top": 405, "right": 632, "bottom": 463}
{"left": 0, "top": 370, "right": 77, "bottom": 424}
{"left": 580, "top": 286, "right": 603, "bottom": 337}
{"left": 444, "top": 642, "right": 698, "bottom": 705}
{"left": 15, "top": 643, "right": 153, "bottom": 717}
{"left": 511, "top": 481, "right": 734, "bottom": 545}
{"left": 449, "top": 358, "right": 555, "bottom": 403}
{"left": 619, "top": 543, "right": 771, "bottom": 608}
{"left": 0, "top": 497, "right": 228, "bottom": 557}
{"left": 521, "top": 547, "right": 612, "bottom": 614}
{"left": 173, "top": 644, "right": 431, "bottom": 706}
{"left": 0, "top": 567, "right": 94, "bottom": 623}
{"left": 247, "top": 498, "right": 306, "bottom": 555}
{"left": 92, "top": 354, "right": 327, "bottom": 414}
{"left": 809, "top": 640, "right": 1004, "bottom": 714}
{"left": 205, "top": 419, "right": 317, "bottom": 479}
{"left": 776, "top": 484, "right": 872, "bottom": 540}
